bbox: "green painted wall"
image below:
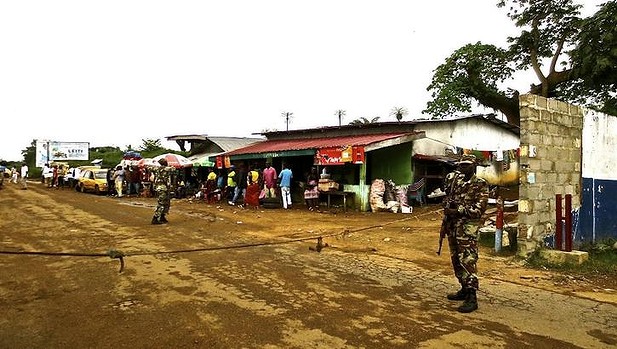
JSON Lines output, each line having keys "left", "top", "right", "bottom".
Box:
{"left": 368, "top": 143, "right": 413, "bottom": 185}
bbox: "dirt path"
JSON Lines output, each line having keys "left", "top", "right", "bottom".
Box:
{"left": 1, "top": 181, "right": 616, "bottom": 348}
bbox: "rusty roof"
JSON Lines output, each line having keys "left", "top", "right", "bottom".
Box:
{"left": 224, "top": 132, "right": 415, "bottom": 156}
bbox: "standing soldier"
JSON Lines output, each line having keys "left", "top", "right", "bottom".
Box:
{"left": 441, "top": 154, "right": 488, "bottom": 313}
{"left": 151, "top": 158, "right": 174, "bottom": 224}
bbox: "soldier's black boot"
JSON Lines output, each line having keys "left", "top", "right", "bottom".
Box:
{"left": 446, "top": 288, "right": 467, "bottom": 301}
{"left": 160, "top": 215, "right": 168, "bottom": 224}
{"left": 457, "top": 289, "right": 478, "bottom": 313}
{"left": 151, "top": 216, "right": 163, "bottom": 225}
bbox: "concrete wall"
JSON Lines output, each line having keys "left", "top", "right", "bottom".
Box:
{"left": 577, "top": 109, "right": 617, "bottom": 243}
{"left": 412, "top": 118, "right": 520, "bottom": 154}
{"left": 412, "top": 118, "right": 520, "bottom": 186}
{"left": 517, "top": 94, "right": 584, "bottom": 256}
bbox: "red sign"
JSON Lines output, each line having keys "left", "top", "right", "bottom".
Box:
{"left": 353, "top": 146, "right": 365, "bottom": 164}
{"left": 315, "top": 146, "right": 364, "bottom": 165}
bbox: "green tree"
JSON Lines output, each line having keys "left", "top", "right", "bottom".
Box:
{"left": 390, "top": 106, "right": 408, "bottom": 121}
{"left": 424, "top": 0, "right": 617, "bottom": 125}
{"left": 566, "top": 0, "right": 617, "bottom": 115}
{"left": 348, "top": 116, "right": 380, "bottom": 125}
{"left": 139, "top": 139, "right": 164, "bottom": 152}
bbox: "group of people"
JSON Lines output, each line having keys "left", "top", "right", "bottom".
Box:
{"left": 4, "top": 164, "right": 29, "bottom": 190}
{"left": 195, "top": 163, "right": 336, "bottom": 213}
{"left": 41, "top": 163, "right": 75, "bottom": 189}
{"left": 194, "top": 162, "right": 294, "bottom": 209}
{"left": 106, "top": 165, "right": 146, "bottom": 198}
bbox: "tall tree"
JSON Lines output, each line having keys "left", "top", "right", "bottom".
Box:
{"left": 334, "top": 109, "right": 346, "bottom": 126}
{"left": 281, "top": 111, "right": 294, "bottom": 131}
{"left": 390, "top": 106, "right": 408, "bottom": 121}
{"left": 424, "top": 0, "right": 617, "bottom": 125}
{"left": 566, "top": 0, "right": 617, "bottom": 115}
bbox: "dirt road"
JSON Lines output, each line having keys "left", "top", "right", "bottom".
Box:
{"left": 1, "top": 181, "right": 616, "bottom": 348}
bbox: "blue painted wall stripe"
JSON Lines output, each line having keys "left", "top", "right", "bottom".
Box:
{"left": 577, "top": 177, "right": 617, "bottom": 243}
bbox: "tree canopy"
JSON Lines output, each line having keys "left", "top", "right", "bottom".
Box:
{"left": 424, "top": 0, "right": 617, "bottom": 125}
{"left": 390, "top": 107, "right": 409, "bottom": 121}
{"left": 348, "top": 117, "right": 381, "bottom": 125}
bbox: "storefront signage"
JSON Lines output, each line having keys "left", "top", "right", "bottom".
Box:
{"left": 315, "top": 146, "right": 365, "bottom": 165}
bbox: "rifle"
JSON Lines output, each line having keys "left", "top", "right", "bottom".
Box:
{"left": 436, "top": 174, "right": 457, "bottom": 255}
{"left": 436, "top": 211, "right": 448, "bottom": 255}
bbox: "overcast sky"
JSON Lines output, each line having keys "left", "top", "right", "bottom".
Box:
{"left": 0, "top": 0, "right": 604, "bottom": 162}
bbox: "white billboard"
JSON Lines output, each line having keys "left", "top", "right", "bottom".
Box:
{"left": 36, "top": 140, "right": 89, "bottom": 167}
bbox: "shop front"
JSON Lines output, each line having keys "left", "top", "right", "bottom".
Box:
{"left": 212, "top": 132, "right": 424, "bottom": 211}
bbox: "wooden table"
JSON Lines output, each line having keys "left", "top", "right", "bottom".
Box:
{"left": 320, "top": 190, "right": 354, "bottom": 211}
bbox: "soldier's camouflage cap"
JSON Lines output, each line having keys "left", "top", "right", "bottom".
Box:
{"left": 457, "top": 154, "right": 477, "bottom": 164}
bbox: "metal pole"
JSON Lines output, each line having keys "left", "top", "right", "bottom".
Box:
{"left": 565, "top": 194, "right": 573, "bottom": 252}
{"left": 495, "top": 196, "right": 503, "bottom": 253}
{"left": 556, "top": 194, "right": 563, "bottom": 251}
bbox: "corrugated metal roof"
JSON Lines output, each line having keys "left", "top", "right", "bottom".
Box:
{"left": 224, "top": 133, "right": 413, "bottom": 156}
{"left": 207, "top": 137, "right": 264, "bottom": 152}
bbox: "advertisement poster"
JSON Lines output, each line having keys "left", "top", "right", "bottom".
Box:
{"left": 36, "top": 141, "right": 89, "bottom": 167}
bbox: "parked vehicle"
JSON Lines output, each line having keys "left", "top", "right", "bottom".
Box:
{"left": 76, "top": 168, "right": 108, "bottom": 194}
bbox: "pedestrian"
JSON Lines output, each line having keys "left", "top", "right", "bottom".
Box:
{"left": 226, "top": 165, "right": 237, "bottom": 204}
{"left": 127, "top": 165, "right": 141, "bottom": 196}
{"left": 303, "top": 167, "right": 320, "bottom": 211}
{"left": 441, "top": 154, "right": 489, "bottom": 313}
{"left": 42, "top": 163, "right": 52, "bottom": 187}
{"left": 10, "top": 167, "right": 18, "bottom": 184}
{"left": 204, "top": 168, "right": 217, "bottom": 202}
{"left": 230, "top": 165, "right": 247, "bottom": 206}
{"left": 20, "top": 163, "right": 28, "bottom": 190}
{"left": 106, "top": 168, "right": 116, "bottom": 196}
{"left": 112, "top": 165, "right": 125, "bottom": 197}
{"left": 73, "top": 166, "right": 82, "bottom": 188}
{"left": 57, "top": 165, "right": 66, "bottom": 189}
{"left": 151, "top": 158, "right": 174, "bottom": 224}
{"left": 278, "top": 163, "right": 293, "bottom": 209}
{"left": 262, "top": 161, "right": 277, "bottom": 198}
{"left": 245, "top": 165, "right": 261, "bottom": 208}
{"left": 65, "top": 167, "right": 73, "bottom": 188}
{"left": 51, "top": 165, "right": 58, "bottom": 188}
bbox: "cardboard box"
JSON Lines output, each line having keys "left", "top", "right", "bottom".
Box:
{"left": 318, "top": 180, "right": 339, "bottom": 191}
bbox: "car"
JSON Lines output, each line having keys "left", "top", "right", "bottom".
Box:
{"left": 76, "top": 168, "right": 109, "bottom": 194}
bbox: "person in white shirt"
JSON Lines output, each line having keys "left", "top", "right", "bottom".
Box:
{"left": 11, "top": 167, "right": 18, "bottom": 183}
{"left": 20, "top": 163, "right": 28, "bottom": 190}
{"left": 42, "top": 163, "right": 52, "bottom": 187}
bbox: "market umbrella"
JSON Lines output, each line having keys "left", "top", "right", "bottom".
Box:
{"left": 136, "top": 158, "right": 159, "bottom": 168}
{"left": 123, "top": 151, "right": 142, "bottom": 160}
{"left": 153, "top": 153, "right": 193, "bottom": 169}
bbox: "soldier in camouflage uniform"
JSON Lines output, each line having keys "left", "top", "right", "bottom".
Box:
{"left": 442, "top": 154, "right": 488, "bottom": 313}
{"left": 151, "top": 158, "right": 175, "bottom": 225}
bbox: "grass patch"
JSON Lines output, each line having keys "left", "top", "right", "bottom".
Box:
{"left": 526, "top": 239, "right": 617, "bottom": 276}
{"left": 478, "top": 230, "right": 518, "bottom": 256}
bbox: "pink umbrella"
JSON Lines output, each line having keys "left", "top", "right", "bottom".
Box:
{"left": 136, "top": 158, "right": 159, "bottom": 168}
{"left": 153, "top": 153, "right": 193, "bottom": 168}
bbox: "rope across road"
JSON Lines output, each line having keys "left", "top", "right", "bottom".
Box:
{"left": 0, "top": 209, "right": 444, "bottom": 273}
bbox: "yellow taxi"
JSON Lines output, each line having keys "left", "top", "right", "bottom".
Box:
{"left": 76, "top": 168, "right": 109, "bottom": 195}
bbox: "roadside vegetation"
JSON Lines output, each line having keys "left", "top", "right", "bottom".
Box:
{"left": 479, "top": 230, "right": 617, "bottom": 285}
{"left": 527, "top": 239, "right": 617, "bottom": 276}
